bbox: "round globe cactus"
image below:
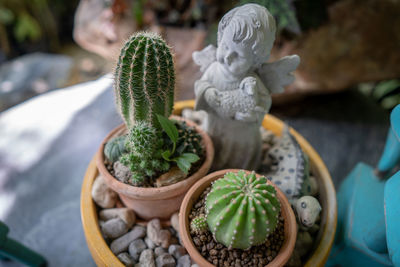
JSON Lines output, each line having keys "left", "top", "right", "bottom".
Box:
{"left": 104, "top": 135, "right": 127, "bottom": 163}
{"left": 206, "top": 171, "right": 281, "bottom": 249}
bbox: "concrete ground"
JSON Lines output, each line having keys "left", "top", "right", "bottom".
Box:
{"left": 0, "top": 75, "right": 389, "bottom": 266}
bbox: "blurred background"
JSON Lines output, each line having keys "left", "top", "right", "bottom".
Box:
{"left": 0, "top": 0, "right": 398, "bottom": 266}
{"left": 1, "top": 0, "right": 399, "bottom": 110}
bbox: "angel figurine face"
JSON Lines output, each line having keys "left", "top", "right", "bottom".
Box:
{"left": 216, "top": 29, "right": 254, "bottom": 78}
{"left": 216, "top": 4, "right": 276, "bottom": 78}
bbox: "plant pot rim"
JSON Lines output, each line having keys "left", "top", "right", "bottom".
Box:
{"left": 179, "top": 169, "right": 297, "bottom": 267}
{"left": 96, "top": 115, "right": 214, "bottom": 200}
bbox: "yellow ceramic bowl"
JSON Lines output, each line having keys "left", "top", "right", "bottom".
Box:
{"left": 81, "top": 100, "right": 337, "bottom": 267}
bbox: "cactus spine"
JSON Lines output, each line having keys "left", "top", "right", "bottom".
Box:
{"left": 206, "top": 171, "right": 281, "bottom": 249}
{"left": 114, "top": 32, "right": 175, "bottom": 128}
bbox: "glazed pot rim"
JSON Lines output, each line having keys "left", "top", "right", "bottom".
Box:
{"left": 96, "top": 115, "right": 214, "bottom": 200}
{"left": 179, "top": 169, "right": 297, "bottom": 267}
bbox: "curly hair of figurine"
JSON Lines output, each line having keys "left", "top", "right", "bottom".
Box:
{"left": 217, "top": 4, "right": 276, "bottom": 66}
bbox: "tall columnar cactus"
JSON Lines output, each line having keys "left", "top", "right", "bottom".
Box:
{"left": 206, "top": 171, "right": 281, "bottom": 249}
{"left": 114, "top": 32, "right": 175, "bottom": 128}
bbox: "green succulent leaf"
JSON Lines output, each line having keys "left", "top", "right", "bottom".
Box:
{"left": 162, "top": 150, "right": 172, "bottom": 161}
{"left": 174, "top": 153, "right": 200, "bottom": 174}
{"left": 157, "top": 115, "right": 178, "bottom": 143}
{"left": 180, "top": 153, "right": 200, "bottom": 163}
{"left": 176, "top": 157, "right": 191, "bottom": 174}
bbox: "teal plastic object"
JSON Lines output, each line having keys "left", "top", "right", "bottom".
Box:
{"left": 0, "top": 221, "right": 47, "bottom": 267}
{"left": 327, "top": 105, "right": 400, "bottom": 267}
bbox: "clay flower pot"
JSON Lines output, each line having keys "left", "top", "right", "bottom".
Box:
{"left": 179, "top": 169, "right": 297, "bottom": 267}
{"left": 96, "top": 116, "right": 214, "bottom": 220}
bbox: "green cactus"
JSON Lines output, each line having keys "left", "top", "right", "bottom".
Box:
{"left": 114, "top": 31, "right": 175, "bottom": 129}
{"left": 176, "top": 121, "right": 204, "bottom": 156}
{"left": 104, "top": 135, "right": 127, "bottom": 163}
{"left": 206, "top": 171, "right": 281, "bottom": 249}
{"left": 190, "top": 215, "right": 208, "bottom": 234}
{"left": 120, "top": 121, "right": 169, "bottom": 186}
{"left": 162, "top": 120, "right": 204, "bottom": 159}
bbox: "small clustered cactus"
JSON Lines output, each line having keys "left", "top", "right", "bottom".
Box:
{"left": 120, "top": 121, "right": 170, "bottom": 185}
{"left": 163, "top": 120, "right": 204, "bottom": 159}
{"left": 206, "top": 171, "right": 281, "bottom": 249}
{"left": 104, "top": 135, "right": 127, "bottom": 163}
{"left": 190, "top": 215, "right": 208, "bottom": 234}
{"left": 114, "top": 31, "right": 175, "bottom": 129}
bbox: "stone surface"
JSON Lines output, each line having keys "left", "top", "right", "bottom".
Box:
{"left": 129, "top": 239, "right": 147, "bottom": 261}
{"left": 99, "top": 208, "right": 136, "bottom": 228}
{"left": 114, "top": 161, "right": 132, "bottom": 183}
{"left": 177, "top": 255, "right": 191, "bottom": 267}
{"left": 145, "top": 236, "right": 156, "bottom": 249}
{"left": 168, "top": 244, "right": 187, "bottom": 259}
{"left": 110, "top": 225, "right": 146, "bottom": 254}
{"left": 139, "top": 249, "right": 155, "bottom": 267}
{"left": 155, "top": 167, "right": 187, "bottom": 187}
{"left": 101, "top": 217, "right": 128, "bottom": 239}
{"left": 147, "top": 219, "right": 172, "bottom": 248}
{"left": 154, "top": 247, "right": 166, "bottom": 257}
{"left": 170, "top": 212, "right": 180, "bottom": 233}
{"left": 91, "top": 174, "right": 117, "bottom": 208}
{"left": 117, "top": 252, "right": 135, "bottom": 267}
{"left": 156, "top": 253, "right": 176, "bottom": 267}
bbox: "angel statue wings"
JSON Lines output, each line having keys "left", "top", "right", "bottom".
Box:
{"left": 192, "top": 3, "right": 300, "bottom": 170}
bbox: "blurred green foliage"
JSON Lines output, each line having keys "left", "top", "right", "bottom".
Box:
{"left": 0, "top": 0, "right": 78, "bottom": 58}
{"left": 359, "top": 79, "right": 400, "bottom": 110}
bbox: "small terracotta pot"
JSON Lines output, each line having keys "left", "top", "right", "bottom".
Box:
{"left": 179, "top": 169, "right": 297, "bottom": 267}
{"left": 96, "top": 116, "right": 214, "bottom": 220}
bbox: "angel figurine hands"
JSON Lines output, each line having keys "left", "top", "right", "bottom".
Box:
{"left": 192, "top": 3, "right": 300, "bottom": 170}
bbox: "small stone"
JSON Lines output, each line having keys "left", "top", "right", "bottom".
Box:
{"left": 91, "top": 174, "right": 117, "bottom": 208}
{"left": 101, "top": 218, "right": 128, "bottom": 239}
{"left": 177, "top": 255, "right": 191, "bottom": 267}
{"left": 168, "top": 244, "right": 187, "bottom": 259}
{"left": 145, "top": 237, "right": 156, "bottom": 249}
{"left": 159, "top": 230, "right": 172, "bottom": 248}
{"left": 170, "top": 212, "right": 180, "bottom": 233}
{"left": 147, "top": 219, "right": 171, "bottom": 248}
{"left": 99, "top": 220, "right": 106, "bottom": 228}
{"left": 99, "top": 208, "right": 136, "bottom": 228}
{"left": 129, "top": 239, "right": 147, "bottom": 261}
{"left": 154, "top": 247, "right": 166, "bottom": 257}
{"left": 114, "top": 161, "right": 132, "bottom": 183}
{"left": 110, "top": 225, "right": 146, "bottom": 254}
{"left": 156, "top": 253, "right": 175, "bottom": 267}
{"left": 155, "top": 167, "right": 187, "bottom": 187}
{"left": 139, "top": 249, "right": 155, "bottom": 267}
{"left": 209, "top": 249, "right": 218, "bottom": 256}
{"left": 117, "top": 252, "right": 135, "bottom": 267}
{"left": 147, "top": 219, "right": 162, "bottom": 242}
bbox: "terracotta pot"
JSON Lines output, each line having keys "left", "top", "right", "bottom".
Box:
{"left": 179, "top": 169, "right": 297, "bottom": 267}
{"left": 81, "top": 100, "right": 336, "bottom": 266}
{"left": 96, "top": 116, "right": 214, "bottom": 220}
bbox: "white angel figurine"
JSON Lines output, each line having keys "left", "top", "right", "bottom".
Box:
{"left": 192, "top": 3, "right": 300, "bottom": 170}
